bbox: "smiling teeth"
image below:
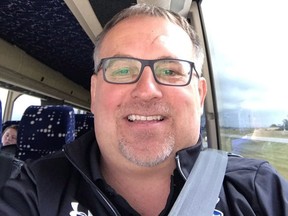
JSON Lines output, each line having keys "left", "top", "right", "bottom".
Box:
{"left": 128, "top": 115, "right": 163, "bottom": 121}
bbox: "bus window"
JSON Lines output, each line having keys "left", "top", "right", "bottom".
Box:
{"left": 201, "top": 0, "right": 288, "bottom": 179}
{"left": 73, "top": 108, "right": 88, "bottom": 115}
{"left": 11, "top": 94, "right": 41, "bottom": 120}
{"left": 0, "top": 87, "right": 9, "bottom": 119}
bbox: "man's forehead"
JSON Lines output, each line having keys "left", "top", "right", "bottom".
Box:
{"left": 100, "top": 16, "right": 193, "bottom": 58}
{"left": 106, "top": 16, "right": 187, "bottom": 40}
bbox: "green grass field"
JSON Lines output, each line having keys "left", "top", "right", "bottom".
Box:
{"left": 220, "top": 128, "right": 288, "bottom": 180}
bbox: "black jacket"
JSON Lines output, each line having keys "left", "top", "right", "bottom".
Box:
{"left": 0, "top": 130, "right": 287, "bottom": 216}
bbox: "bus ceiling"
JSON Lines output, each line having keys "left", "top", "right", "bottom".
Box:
{"left": 0, "top": 0, "right": 199, "bottom": 110}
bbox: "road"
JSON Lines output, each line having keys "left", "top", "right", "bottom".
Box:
{"left": 221, "top": 133, "right": 288, "bottom": 144}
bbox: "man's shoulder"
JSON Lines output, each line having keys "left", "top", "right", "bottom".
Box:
{"left": 221, "top": 153, "right": 288, "bottom": 215}
{"left": 226, "top": 153, "right": 268, "bottom": 172}
{"left": 225, "top": 153, "right": 280, "bottom": 184}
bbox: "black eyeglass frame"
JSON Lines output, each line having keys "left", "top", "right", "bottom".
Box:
{"left": 96, "top": 57, "right": 200, "bottom": 87}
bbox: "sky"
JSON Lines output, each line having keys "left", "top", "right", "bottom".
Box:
{"left": 201, "top": 0, "right": 288, "bottom": 127}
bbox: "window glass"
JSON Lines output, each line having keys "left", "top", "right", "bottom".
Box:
{"left": 201, "top": 0, "right": 288, "bottom": 179}
{"left": 0, "top": 87, "right": 8, "bottom": 119}
{"left": 73, "top": 108, "right": 87, "bottom": 114}
{"left": 12, "top": 94, "right": 41, "bottom": 120}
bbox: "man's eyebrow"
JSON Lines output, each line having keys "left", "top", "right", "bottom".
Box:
{"left": 111, "top": 54, "right": 134, "bottom": 58}
{"left": 157, "top": 55, "right": 179, "bottom": 59}
{"left": 110, "top": 54, "right": 179, "bottom": 60}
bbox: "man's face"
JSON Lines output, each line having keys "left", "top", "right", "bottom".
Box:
{"left": 91, "top": 16, "right": 207, "bottom": 167}
{"left": 2, "top": 128, "right": 17, "bottom": 146}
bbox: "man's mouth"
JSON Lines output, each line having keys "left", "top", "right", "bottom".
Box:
{"left": 127, "top": 114, "right": 164, "bottom": 122}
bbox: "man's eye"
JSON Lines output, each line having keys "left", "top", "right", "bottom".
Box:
{"left": 113, "top": 68, "right": 130, "bottom": 75}
{"left": 159, "top": 69, "right": 177, "bottom": 76}
{"left": 164, "top": 69, "right": 174, "bottom": 75}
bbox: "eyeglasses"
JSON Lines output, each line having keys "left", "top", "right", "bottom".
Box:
{"left": 96, "top": 57, "right": 199, "bottom": 86}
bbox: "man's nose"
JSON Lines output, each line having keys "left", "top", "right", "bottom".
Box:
{"left": 131, "top": 66, "right": 163, "bottom": 100}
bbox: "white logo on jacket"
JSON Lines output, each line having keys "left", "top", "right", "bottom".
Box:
{"left": 70, "top": 202, "right": 93, "bottom": 216}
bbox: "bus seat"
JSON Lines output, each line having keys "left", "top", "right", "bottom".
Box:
{"left": 74, "top": 113, "right": 94, "bottom": 138}
{"left": 15, "top": 105, "right": 75, "bottom": 161}
{"left": 2, "top": 120, "right": 20, "bottom": 132}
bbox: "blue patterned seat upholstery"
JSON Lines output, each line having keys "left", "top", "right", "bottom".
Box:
{"left": 74, "top": 113, "right": 94, "bottom": 138}
{"left": 15, "top": 105, "right": 75, "bottom": 161}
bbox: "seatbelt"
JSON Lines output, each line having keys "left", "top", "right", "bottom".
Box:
{"left": 168, "top": 149, "right": 228, "bottom": 216}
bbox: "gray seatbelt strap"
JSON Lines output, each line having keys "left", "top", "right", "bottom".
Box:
{"left": 168, "top": 149, "right": 228, "bottom": 216}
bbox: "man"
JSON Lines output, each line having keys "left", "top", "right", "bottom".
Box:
{"left": 1, "top": 125, "right": 18, "bottom": 155}
{"left": 1, "top": 125, "right": 18, "bottom": 147}
{"left": 0, "top": 4, "right": 287, "bottom": 216}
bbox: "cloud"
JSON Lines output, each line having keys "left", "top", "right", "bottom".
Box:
{"left": 202, "top": 0, "right": 288, "bottom": 127}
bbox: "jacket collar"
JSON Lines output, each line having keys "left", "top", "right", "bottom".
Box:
{"left": 175, "top": 137, "right": 203, "bottom": 179}
{"left": 64, "top": 130, "right": 203, "bottom": 182}
{"left": 63, "top": 130, "right": 101, "bottom": 181}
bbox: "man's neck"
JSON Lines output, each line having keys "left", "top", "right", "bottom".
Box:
{"left": 101, "top": 158, "right": 176, "bottom": 215}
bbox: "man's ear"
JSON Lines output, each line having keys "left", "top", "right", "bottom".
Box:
{"left": 198, "top": 77, "right": 207, "bottom": 109}
{"left": 90, "top": 74, "right": 98, "bottom": 114}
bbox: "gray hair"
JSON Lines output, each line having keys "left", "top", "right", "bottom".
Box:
{"left": 93, "top": 3, "right": 204, "bottom": 74}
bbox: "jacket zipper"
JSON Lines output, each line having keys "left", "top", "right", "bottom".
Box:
{"left": 64, "top": 150, "right": 121, "bottom": 216}
{"left": 175, "top": 154, "right": 187, "bottom": 180}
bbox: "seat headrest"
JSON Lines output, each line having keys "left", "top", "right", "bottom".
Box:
{"left": 16, "top": 105, "right": 75, "bottom": 160}
{"left": 74, "top": 113, "right": 94, "bottom": 138}
{"left": 2, "top": 120, "right": 20, "bottom": 132}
